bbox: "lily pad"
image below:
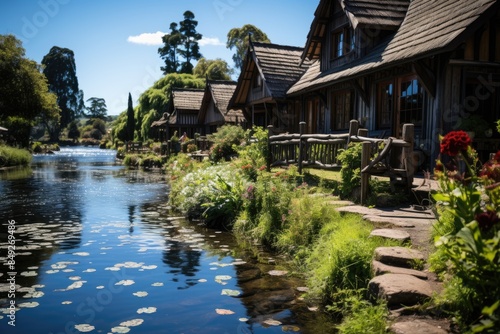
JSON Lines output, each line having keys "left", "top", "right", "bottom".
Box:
{"left": 18, "top": 302, "right": 39, "bottom": 308}
{"left": 137, "top": 307, "right": 156, "bottom": 314}
{"left": 111, "top": 326, "right": 130, "bottom": 333}
{"left": 132, "top": 291, "right": 148, "bottom": 297}
{"left": 282, "top": 325, "right": 301, "bottom": 332}
{"left": 74, "top": 324, "right": 95, "bottom": 332}
{"left": 20, "top": 271, "right": 38, "bottom": 277}
{"left": 115, "top": 280, "right": 135, "bottom": 286}
{"left": 73, "top": 252, "right": 90, "bottom": 256}
{"left": 221, "top": 289, "right": 241, "bottom": 297}
{"left": 119, "top": 319, "right": 144, "bottom": 327}
{"left": 263, "top": 319, "right": 282, "bottom": 326}
{"left": 215, "top": 308, "right": 235, "bottom": 315}
{"left": 151, "top": 282, "right": 163, "bottom": 287}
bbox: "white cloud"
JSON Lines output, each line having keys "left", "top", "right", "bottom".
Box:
{"left": 127, "top": 31, "right": 166, "bottom": 46}
{"left": 127, "top": 33, "right": 224, "bottom": 47}
{"left": 199, "top": 37, "right": 225, "bottom": 47}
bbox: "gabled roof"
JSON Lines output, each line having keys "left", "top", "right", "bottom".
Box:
{"left": 290, "top": 0, "right": 499, "bottom": 95}
{"left": 199, "top": 80, "right": 245, "bottom": 123}
{"left": 302, "top": 0, "right": 410, "bottom": 62}
{"left": 230, "top": 42, "right": 313, "bottom": 108}
{"left": 169, "top": 88, "right": 204, "bottom": 112}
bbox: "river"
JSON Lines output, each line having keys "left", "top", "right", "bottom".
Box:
{"left": 0, "top": 147, "right": 337, "bottom": 334}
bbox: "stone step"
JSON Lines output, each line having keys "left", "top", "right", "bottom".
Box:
{"left": 374, "top": 246, "right": 425, "bottom": 268}
{"left": 372, "top": 260, "right": 427, "bottom": 280}
{"left": 370, "top": 228, "right": 411, "bottom": 243}
{"left": 368, "top": 273, "right": 433, "bottom": 307}
{"left": 389, "top": 319, "right": 449, "bottom": 334}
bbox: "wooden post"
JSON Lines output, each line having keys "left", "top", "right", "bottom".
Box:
{"left": 298, "top": 122, "right": 306, "bottom": 175}
{"left": 361, "top": 141, "right": 371, "bottom": 205}
{"left": 348, "top": 120, "right": 359, "bottom": 144}
{"left": 267, "top": 125, "right": 273, "bottom": 172}
{"left": 402, "top": 123, "right": 415, "bottom": 189}
{"left": 358, "top": 128, "right": 368, "bottom": 137}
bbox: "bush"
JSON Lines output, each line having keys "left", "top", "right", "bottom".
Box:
{"left": 0, "top": 145, "right": 32, "bottom": 167}
{"left": 208, "top": 125, "right": 246, "bottom": 162}
{"left": 337, "top": 142, "right": 363, "bottom": 199}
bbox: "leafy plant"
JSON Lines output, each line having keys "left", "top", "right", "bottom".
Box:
{"left": 208, "top": 125, "right": 246, "bottom": 162}
{"left": 337, "top": 142, "right": 363, "bottom": 198}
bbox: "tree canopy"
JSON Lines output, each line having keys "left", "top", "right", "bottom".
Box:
{"left": 0, "top": 34, "right": 60, "bottom": 146}
{"left": 86, "top": 97, "right": 107, "bottom": 119}
{"left": 158, "top": 11, "right": 202, "bottom": 75}
{"left": 42, "top": 46, "right": 84, "bottom": 132}
{"left": 226, "top": 24, "right": 271, "bottom": 70}
{"left": 193, "top": 58, "right": 233, "bottom": 80}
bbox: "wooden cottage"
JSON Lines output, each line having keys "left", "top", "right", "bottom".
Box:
{"left": 229, "top": 41, "right": 313, "bottom": 133}
{"left": 164, "top": 88, "right": 205, "bottom": 139}
{"left": 198, "top": 80, "right": 246, "bottom": 135}
{"left": 287, "top": 0, "right": 500, "bottom": 168}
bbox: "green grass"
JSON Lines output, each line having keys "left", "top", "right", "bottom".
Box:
{"left": 0, "top": 145, "right": 32, "bottom": 167}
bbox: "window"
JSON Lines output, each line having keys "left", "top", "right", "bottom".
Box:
{"left": 331, "top": 91, "right": 353, "bottom": 131}
{"left": 377, "top": 81, "right": 394, "bottom": 129}
{"left": 399, "top": 77, "right": 423, "bottom": 126}
{"left": 331, "top": 27, "right": 353, "bottom": 59}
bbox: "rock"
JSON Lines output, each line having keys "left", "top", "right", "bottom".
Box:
{"left": 364, "top": 215, "right": 416, "bottom": 227}
{"left": 390, "top": 319, "right": 448, "bottom": 334}
{"left": 372, "top": 260, "right": 428, "bottom": 280}
{"left": 368, "top": 274, "right": 433, "bottom": 307}
{"left": 370, "top": 229, "right": 411, "bottom": 242}
{"left": 374, "top": 246, "right": 425, "bottom": 268}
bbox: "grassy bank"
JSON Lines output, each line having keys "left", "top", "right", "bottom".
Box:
{"left": 0, "top": 145, "right": 32, "bottom": 167}
{"left": 165, "top": 126, "right": 401, "bottom": 331}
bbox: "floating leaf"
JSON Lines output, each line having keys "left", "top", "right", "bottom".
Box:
{"left": 83, "top": 269, "right": 96, "bottom": 273}
{"left": 132, "top": 291, "right": 148, "bottom": 297}
{"left": 151, "top": 282, "right": 163, "bottom": 287}
{"left": 198, "top": 279, "right": 207, "bottom": 283}
{"left": 215, "top": 275, "right": 232, "bottom": 281}
{"left": 137, "top": 307, "right": 156, "bottom": 314}
{"left": 18, "top": 302, "right": 39, "bottom": 308}
{"left": 62, "top": 301, "right": 72, "bottom": 305}
{"left": 268, "top": 270, "right": 288, "bottom": 276}
{"left": 119, "top": 319, "right": 144, "bottom": 327}
{"left": 263, "top": 319, "right": 282, "bottom": 326}
{"left": 141, "top": 265, "right": 157, "bottom": 270}
{"left": 282, "top": 325, "right": 301, "bottom": 332}
{"left": 20, "top": 271, "right": 38, "bottom": 277}
{"left": 69, "top": 276, "right": 82, "bottom": 281}
{"left": 239, "top": 317, "right": 249, "bottom": 322}
{"left": 216, "top": 308, "right": 235, "bottom": 315}
{"left": 115, "top": 280, "right": 135, "bottom": 286}
{"left": 74, "top": 324, "right": 95, "bottom": 332}
{"left": 73, "top": 252, "right": 90, "bottom": 256}
{"left": 96, "top": 286, "right": 105, "bottom": 290}
{"left": 111, "top": 326, "right": 130, "bottom": 333}
{"left": 221, "top": 289, "right": 241, "bottom": 297}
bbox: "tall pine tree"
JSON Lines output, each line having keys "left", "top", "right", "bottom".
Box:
{"left": 126, "top": 93, "right": 135, "bottom": 142}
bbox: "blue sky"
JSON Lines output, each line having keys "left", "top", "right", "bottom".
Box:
{"left": 0, "top": 0, "right": 318, "bottom": 115}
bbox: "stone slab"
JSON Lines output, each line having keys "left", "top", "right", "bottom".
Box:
{"left": 368, "top": 274, "right": 433, "bottom": 307}
{"left": 370, "top": 229, "right": 411, "bottom": 242}
{"left": 372, "top": 260, "right": 428, "bottom": 280}
{"left": 374, "top": 246, "right": 425, "bottom": 268}
{"left": 390, "top": 319, "right": 448, "bottom": 334}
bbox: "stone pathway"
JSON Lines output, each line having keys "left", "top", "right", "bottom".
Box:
{"left": 330, "top": 200, "right": 451, "bottom": 334}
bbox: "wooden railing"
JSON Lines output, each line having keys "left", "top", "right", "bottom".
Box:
{"left": 267, "top": 120, "right": 415, "bottom": 204}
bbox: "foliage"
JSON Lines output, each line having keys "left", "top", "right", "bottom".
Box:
{"left": 0, "top": 34, "right": 60, "bottom": 146}
{"left": 42, "top": 46, "right": 84, "bottom": 132}
{"left": 158, "top": 11, "right": 202, "bottom": 74}
{"left": 337, "top": 142, "right": 363, "bottom": 198}
{"left": 0, "top": 145, "right": 32, "bottom": 167}
{"left": 126, "top": 93, "right": 135, "bottom": 142}
{"left": 232, "top": 126, "right": 268, "bottom": 181}
{"left": 336, "top": 293, "right": 388, "bottom": 334}
{"left": 226, "top": 24, "right": 271, "bottom": 70}
{"left": 86, "top": 97, "right": 107, "bottom": 119}
{"left": 67, "top": 120, "right": 80, "bottom": 142}
{"left": 208, "top": 124, "right": 246, "bottom": 162}
{"left": 193, "top": 58, "right": 233, "bottom": 80}
{"left": 141, "top": 109, "right": 160, "bottom": 141}
{"left": 431, "top": 130, "right": 500, "bottom": 332}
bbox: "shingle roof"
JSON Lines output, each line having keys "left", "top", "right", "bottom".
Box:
{"left": 290, "top": 0, "right": 498, "bottom": 95}
{"left": 199, "top": 80, "right": 245, "bottom": 123}
{"left": 230, "top": 42, "right": 313, "bottom": 108}
{"left": 171, "top": 88, "right": 204, "bottom": 111}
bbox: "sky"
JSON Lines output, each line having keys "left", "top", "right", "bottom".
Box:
{"left": 0, "top": 0, "right": 319, "bottom": 116}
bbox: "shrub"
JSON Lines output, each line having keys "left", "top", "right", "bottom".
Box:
{"left": 208, "top": 125, "right": 246, "bottom": 162}
{"left": 337, "top": 142, "right": 362, "bottom": 199}
{"left": 0, "top": 145, "right": 32, "bottom": 166}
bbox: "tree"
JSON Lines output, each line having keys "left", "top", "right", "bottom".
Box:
{"left": 0, "top": 34, "right": 60, "bottom": 146}
{"left": 126, "top": 93, "right": 135, "bottom": 142}
{"left": 178, "top": 10, "right": 202, "bottom": 74}
{"left": 226, "top": 24, "right": 271, "bottom": 70}
{"left": 158, "top": 22, "right": 182, "bottom": 74}
{"left": 42, "top": 46, "right": 85, "bottom": 132}
{"left": 67, "top": 120, "right": 80, "bottom": 142}
{"left": 158, "top": 11, "right": 202, "bottom": 75}
{"left": 86, "top": 97, "right": 107, "bottom": 119}
{"left": 193, "top": 58, "right": 233, "bottom": 80}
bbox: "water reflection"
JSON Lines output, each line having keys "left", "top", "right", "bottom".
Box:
{"left": 0, "top": 147, "right": 338, "bottom": 333}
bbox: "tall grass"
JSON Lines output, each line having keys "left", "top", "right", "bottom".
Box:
{"left": 0, "top": 145, "right": 31, "bottom": 167}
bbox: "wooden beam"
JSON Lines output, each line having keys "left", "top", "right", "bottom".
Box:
{"left": 350, "top": 79, "right": 370, "bottom": 107}
{"left": 412, "top": 60, "right": 436, "bottom": 98}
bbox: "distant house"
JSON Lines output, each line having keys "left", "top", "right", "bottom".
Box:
{"left": 163, "top": 88, "right": 205, "bottom": 140}
{"left": 229, "top": 41, "right": 313, "bottom": 133}
{"left": 286, "top": 0, "right": 500, "bottom": 166}
{"left": 198, "top": 80, "right": 246, "bottom": 135}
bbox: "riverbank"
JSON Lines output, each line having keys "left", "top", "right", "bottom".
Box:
{"left": 0, "top": 145, "right": 31, "bottom": 168}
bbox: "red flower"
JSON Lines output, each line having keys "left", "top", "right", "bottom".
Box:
{"left": 440, "top": 131, "right": 472, "bottom": 157}
{"left": 475, "top": 210, "right": 500, "bottom": 232}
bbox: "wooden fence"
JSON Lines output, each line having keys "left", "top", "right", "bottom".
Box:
{"left": 267, "top": 120, "right": 415, "bottom": 204}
